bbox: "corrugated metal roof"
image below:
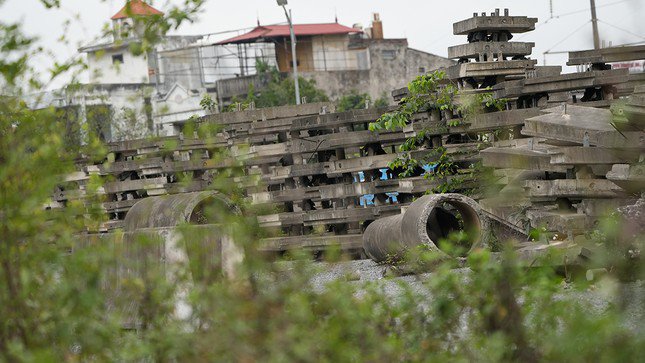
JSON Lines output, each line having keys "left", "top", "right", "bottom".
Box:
{"left": 111, "top": 0, "right": 164, "bottom": 20}
{"left": 216, "top": 23, "right": 361, "bottom": 45}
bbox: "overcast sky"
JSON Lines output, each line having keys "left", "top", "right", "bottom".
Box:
{"left": 1, "top": 0, "right": 644, "bottom": 89}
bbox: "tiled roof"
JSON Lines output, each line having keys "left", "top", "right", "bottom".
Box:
{"left": 111, "top": 0, "right": 164, "bottom": 20}
{"left": 216, "top": 23, "right": 361, "bottom": 45}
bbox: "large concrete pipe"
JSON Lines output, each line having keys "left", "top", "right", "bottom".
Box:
{"left": 123, "top": 191, "right": 236, "bottom": 231}
{"left": 113, "top": 191, "right": 246, "bottom": 325}
{"left": 121, "top": 191, "right": 244, "bottom": 281}
{"left": 362, "top": 193, "right": 483, "bottom": 262}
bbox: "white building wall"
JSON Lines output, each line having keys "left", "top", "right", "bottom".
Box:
{"left": 81, "top": 86, "right": 153, "bottom": 141}
{"left": 87, "top": 47, "right": 150, "bottom": 84}
{"left": 153, "top": 84, "right": 206, "bottom": 136}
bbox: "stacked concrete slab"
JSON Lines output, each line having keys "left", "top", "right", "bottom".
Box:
{"left": 398, "top": 9, "right": 547, "bottom": 222}
{"left": 56, "top": 102, "right": 458, "bottom": 253}
{"left": 54, "top": 103, "right": 334, "bottom": 233}
{"left": 567, "top": 45, "right": 645, "bottom": 97}
{"left": 481, "top": 104, "right": 643, "bottom": 238}
{"left": 397, "top": 9, "right": 642, "bottom": 241}
{"left": 53, "top": 9, "right": 644, "bottom": 257}
{"left": 474, "top": 37, "right": 643, "bottom": 238}
{"left": 483, "top": 67, "right": 642, "bottom": 237}
{"left": 393, "top": 10, "right": 546, "bottom": 216}
{"left": 448, "top": 9, "right": 538, "bottom": 86}
{"left": 221, "top": 104, "right": 487, "bottom": 252}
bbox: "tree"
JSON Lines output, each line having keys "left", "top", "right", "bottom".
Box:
{"left": 369, "top": 71, "right": 507, "bottom": 193}
{"left": 0, "top": 1, "right": 205, "bottom": 360}
{"left": 256, "top": 76, "right": 328, "bottom": 107}
{"left": 337, "top": 90, "right": 389, "bottom": 112}
{"left": 225, "top": 68, "right": 329, "bottom": 111}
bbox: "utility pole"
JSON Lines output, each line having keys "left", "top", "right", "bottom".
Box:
{"left": 277, "top": 0, "right": 301, "bottom": 105}
{"left": 590, "top": 0, "right": 600, "bottom": 49}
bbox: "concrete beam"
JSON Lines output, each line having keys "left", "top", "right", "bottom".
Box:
{"left": 606, "top": 163, "right": 645, "bottom": 193}
{"left": 257, "top": 204, "right": 404, "bottom": 228}
{"left": 526, "top": 209, "right": 595, "bottom": 234}
{"left": 524, "top": 179, "right": 626, "bottom": 201}
{"left": 233, "top": 130, "right": 408, "bottom": 165}
{"left": 453, "top": 14, "right": 537, "bottom": 35}
{"left": 291, "top": 130, "right": 407, "bottom": 154}
{"left": 259, "top": 234, "right": 364, "bottom": 251}
{"left": 250, "top": 179, "right": 404, "bottom": 205}
{"left": 521, "top": 105, "right": 616, "bottom": 145}
{"left": 448, "top": 42, "right": 535, "bottom": 60}
{"left": 447, "top": 59, "right": 536, "bottom": 79}
{"left": 481, "top": 147, "right": 567, "bottom": 172}
{"left": 594, "top": 131, "right": 645, "bottom": 149}
{"left": 290, "top": 107, "right": 393, "bottom": 132}
{"left": 198, "top": 102, "right": 334, "bottom": 125}
{"left": 494, "top": 69, "right": 629, "bottom": 98}
{"left": 317, "top": 179, "right": 399, "bottom": 200}
{"left": 103, "top": 176, "right": 167, "bottom": 195}
{"left": 567, "top": 45, "right": 645, "bottom": 65}
{"left": 107, "top": 135, "right": 227, "bottom": 155}
{"left": 466, "top": 108, "right": 541, "bottom": 132}
{"left": 271, "top": 154, "right": 397, "bottom": 180}
{"left": 550, "top": 147, "right": 641, "bottom": 165}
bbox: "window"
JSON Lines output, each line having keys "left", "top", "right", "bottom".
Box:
{"left": 418, "top": 67, "right": 426, "bottom": 73}
{"left": 381, "top": 50, "right": 396, "bottom": 60}
{"left": 112, "top": 54, "right": 124, "bottom": 65}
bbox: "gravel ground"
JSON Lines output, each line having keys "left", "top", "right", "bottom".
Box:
{"left": 296, "top": 259, "right": 645, "bottom": 333}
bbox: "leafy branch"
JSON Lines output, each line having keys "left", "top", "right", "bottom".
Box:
{"left": 369, "top": 71, "right": 456, "bottom": 132}
{"left": 367, "top": 71, "right": 507, "bottom": 194}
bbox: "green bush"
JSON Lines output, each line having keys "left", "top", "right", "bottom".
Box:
{"left": 225, "top": 73, "right": 329, "bottom": 111}
{"left": 1, "top": 3, "right": 643, "bottom": 362}
{"left": 255, "top": 76, "right": 329, "bottom": 108}
{"left": 337, "top": 90, "right": 389, "bottom": 112}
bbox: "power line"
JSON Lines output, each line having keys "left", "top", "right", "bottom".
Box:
{"left": 612, "top": 40, "right": 645, "bottom": 46}
{"left": 555, "top": 0, "right": 634, "bottom": 18}
{"left": 516, "top": 0, "right": 635, "bottom": 40}
{"left": 597, "top": 19, "right": 645, "bottom": 40}
{"left": 544, "top": 20, "right": 592, "bottom": 53}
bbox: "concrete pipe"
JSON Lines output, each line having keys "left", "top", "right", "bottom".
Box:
{"left": 121, "top": 191, "right": 245, "bottom": 281}
{"left": 362, "top": 193, "right": 483, "bottom": 262}
{"left": 123, "top": 191, "right": 236, "bottom": 231}
{"left": 114, "top": 192, "right": 244, "bottom": 325}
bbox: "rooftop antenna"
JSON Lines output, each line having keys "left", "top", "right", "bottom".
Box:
{"left": 257, "top": 10, "right": 260, "bottom": 26}
{"left": 334, "top": 7, "right": 338, "bottom": 23}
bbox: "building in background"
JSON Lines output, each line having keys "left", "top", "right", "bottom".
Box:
{"left": 75, "top": 0, "right": 207, "bottom": 139}
{"left": 212, "top": 13, "right": 454, "bottom": 104}
{"left": 30, "top": 0, "right": 208, "bottom": 141}
{"left": 34, "top": 1, "right": 453, "bottom": 141}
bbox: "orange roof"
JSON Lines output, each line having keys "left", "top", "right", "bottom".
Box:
{"left": 216, "top": 23, "right": 361, "bottom": 45}
{"left": 111, "top": 0, "right": 164, "bottom": 20}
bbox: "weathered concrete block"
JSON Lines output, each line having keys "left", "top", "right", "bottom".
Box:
{"left": 494, "top": 69, "right": 629, "bottom": 98}
{"left": 448, "top": 41, "right": 534, "bottom": 60}
{"left": 524, "top": 179, "right": 626, "bottom": 201}
{"left": 606, "top": 163, "right": 645, "bottom": 193}
{"left": 453, "top": 13, "right": 537, "bottom": 35}
{"left": 567, "top": 45, "right": 645, "bottom": 65}
{"left": 447, "top": 59, "right": 536, "bottom": 79}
